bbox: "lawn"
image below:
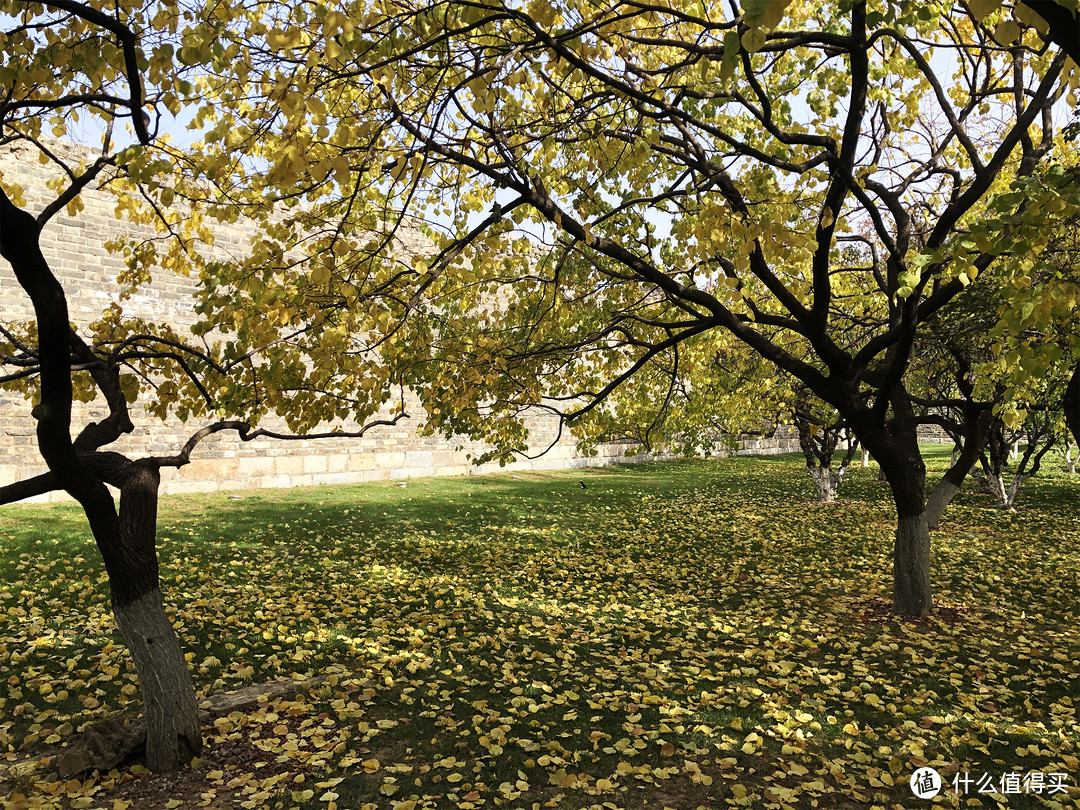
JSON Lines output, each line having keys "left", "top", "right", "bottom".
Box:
{"left": 1, "top": 448, "right": 1079, "bottom": 809}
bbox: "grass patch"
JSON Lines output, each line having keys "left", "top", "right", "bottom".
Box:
{"left": 2, "top": 448, "right": 1079, "bottom": 808}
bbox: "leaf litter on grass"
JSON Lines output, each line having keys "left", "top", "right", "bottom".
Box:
{"left": 1, "top": 455, "right": 1079, "bottom": 808}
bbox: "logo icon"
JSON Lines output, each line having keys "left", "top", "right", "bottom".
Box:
{"left": 910, "top": 767, "right": 942, "bottom": 798}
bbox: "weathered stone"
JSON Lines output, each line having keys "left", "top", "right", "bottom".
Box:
{"left": 57, "top": 716, "right": 145, "bottom": 778}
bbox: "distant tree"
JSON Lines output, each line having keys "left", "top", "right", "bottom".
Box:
{"left": 973, "top": 406, "right": 1062, "bottom": 509}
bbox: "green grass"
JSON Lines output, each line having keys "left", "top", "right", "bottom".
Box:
{"left": 2, "top": 447, "right": 1079, "bottom": 809}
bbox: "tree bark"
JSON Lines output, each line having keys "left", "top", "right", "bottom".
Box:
{"left": 113, "top": 460, "right": 201, "bottom": 770}
{"left": 807, "top": 466, "right": 841, "bottom": 502}
{"left": 113, "top": 589, "right": 201, "bottom": 771}
{"left": 883, "top": 446, "right": 934, "bottom": 616}
{"left": 857, "top": 396, "right": 934, "bottom": 617}
{"left": 892, "top": 511, "right": 933, "bottom": 616}
{"left": 924, "top": 479, "right": 960, "bottom": 531}
{"left": 925, "top": 408, "right": 991, "bottom": 530}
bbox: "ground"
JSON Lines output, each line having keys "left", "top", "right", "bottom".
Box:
{"left": 1, "top": 448, "right": 1078, "bottom": 809}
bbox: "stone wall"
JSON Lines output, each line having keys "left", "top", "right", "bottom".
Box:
{"left": 0, "top": 141, "right": 660, "bottom": 501}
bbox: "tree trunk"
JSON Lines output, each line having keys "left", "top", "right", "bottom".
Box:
{"left": 113, "top": 588, "right": 201, "bottom": 771}
{"left": 893, "top": 511, "right": 932, "bottom": 616}
{"left": 924, "top": 478, "right": 959, "bottom": 531}
{"left": 1064, "top": 362, "right": 1079, "bottom": 448}
{"left": 861, "top": 448, "right": 869, "bottom": 468}
{"left": 926, "top": 409, "right": 991, "bottom": 530}
{"left": 1, "top": 178, "right": 200, "bottom": 773}
{"left": 859, "top": 397, "right": 933, "bottom": 617}
{"left": 112, "top": 460, "right": 201, "bottom": 771}
{"left": 986, "top": 469, "right": 1009, "bottom": 507}
{"left": 885, "top": 466, "right": 934, "bottom": 617}
{"left": 807, "top": 466, "right": 841, "bottom": 502}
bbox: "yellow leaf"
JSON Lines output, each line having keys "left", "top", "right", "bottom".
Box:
{"left": 967, "top": 0, "right": 1002, "bottom": 22}
{"left": 1013, "top": 3, "right": 1049, "bottom": 34}
{"left": 994, "top": 20, "right": 1021, "bottom": 43}
{"left": 741, "top": 28, "right": 767, "bottom": 54}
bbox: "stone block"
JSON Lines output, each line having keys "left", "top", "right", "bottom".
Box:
{"left": 346, "top": 452, "right": 375, "bottom": 472}
{"left": 275, "top": 454, "right": 305, "bottom": 475}
{"left": 392, "top": 466, "right": 435, "bottom": 479}
{"left": 311, "top": 472, "right": 354, "bottom": 486}
{"left": 375, "top": 451, "right": 406, "bottom": 469}
{"left": 435, "top": 465, "right": 470, "bottom": 477}
{"left": 237, "top": 456, "right": 276, "bottom": 476}
{"left": 404, "top": 450, "right": 433, "bottom": 468}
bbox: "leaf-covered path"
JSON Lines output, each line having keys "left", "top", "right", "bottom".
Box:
{"left": 2, "top": 453, "right": 1079, "bottom": 808}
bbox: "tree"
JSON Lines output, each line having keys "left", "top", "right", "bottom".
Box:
{"left": 973, "top": 405, "right": 1062, "bottom": 508}
{"left": 276, "top": 0, "right": 1073, "bottom": 616}
{"left": 0, "top": 0, "right": 418, "bottom": 771}
{"left": 791, "top": 392, "right": 860, "bottom": 504}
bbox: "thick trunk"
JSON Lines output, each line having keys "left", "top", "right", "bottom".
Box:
{"left": 893, "top": 512, "right": 933, "bottom": 616}
{"left": 859, "top": 394, "right": 933, "bottom": 617}
{"left": 861, "top": 449, "right": 870, "bottom": 468}
{"left": 1064, "top": 362, "right": 1079, "bottom": 448}
{"left": 111, "top": 460, "right": 202, "bottom": 770}
{"left": 113, "top": 589, "right": 201, "bottom": 771}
